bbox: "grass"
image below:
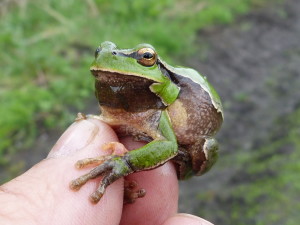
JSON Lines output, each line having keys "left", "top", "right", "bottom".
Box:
{"left": 0, "top": 0, "right": 272, "bottom": 168}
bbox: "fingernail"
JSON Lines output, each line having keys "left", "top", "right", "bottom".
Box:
{"left": 48, "top": 120, "right": 99, "bottom": 158}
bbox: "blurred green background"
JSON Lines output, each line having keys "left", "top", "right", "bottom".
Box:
{"left": 1, "top": 0, "right": 299, "bottom": 224}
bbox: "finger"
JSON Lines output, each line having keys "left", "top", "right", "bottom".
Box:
{"left": 0, "top": 119, "right": 123, "bottom": 225}
{"left": 163, "top": 213, "right": 214, "bottom": 225}
{"left": 119, "top": 137, "right": 179, "bottom": 225}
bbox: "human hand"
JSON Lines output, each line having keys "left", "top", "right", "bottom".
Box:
{"left": 0, "top": 118, "right": 213, "bottom": 225}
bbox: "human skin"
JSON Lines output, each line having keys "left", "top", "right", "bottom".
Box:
{"left": 0, "top": 118, "right": 213, "bottom": 225}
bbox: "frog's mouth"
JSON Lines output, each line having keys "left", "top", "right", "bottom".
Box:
{"left": 90, "top": 69, "right": 155, "bottom": 86}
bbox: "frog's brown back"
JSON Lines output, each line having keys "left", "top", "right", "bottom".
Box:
{"left": 167, "top": 75, "right": 223, "bottom": 145}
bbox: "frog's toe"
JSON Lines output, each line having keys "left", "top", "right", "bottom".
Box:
{"left": 124, "top": 180, "right": 146, "bottom": 204}
{"left": 70, "top": 177, "right": 85, "bottom": 190}
{"left": 75, "top": 155, "right": 113, "bottom": 169}
{"left": 102, "top": 141, "right": 129, "bottom": 156}
{"left": 90, "top": 190, "right": 104, "bottom": 203}
{"left": 75, "top": 112, "right": 87, "bottom": 121}
{"left": 89, "top": 171, "right": 121, "bottom": 204}
{"left": 74, "top": 141, "right": 127, "bottom": 169}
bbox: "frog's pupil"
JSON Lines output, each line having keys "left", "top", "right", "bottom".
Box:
{"left": 143, "top": 52, "right": 153, "bottom": 59}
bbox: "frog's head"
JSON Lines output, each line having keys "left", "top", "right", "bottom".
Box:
{"left": 90, "top": 41, "right": 180, "bottom": 107}
{"left": 90, "top": 41, "right": 164, "bottom": 82}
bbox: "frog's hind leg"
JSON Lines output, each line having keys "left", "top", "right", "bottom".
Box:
{"left": 172, "top": 148, "right": 193, "bottom": 180}
{"left": 173, "top": 138, "right": 219, "bottom": 179}
{"left": 124, "top": 180, "right": 146, "bottom": 204}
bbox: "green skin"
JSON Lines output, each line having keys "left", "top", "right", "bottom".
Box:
{"left": 70, "top": 41, "right": 223, "bottom": 204}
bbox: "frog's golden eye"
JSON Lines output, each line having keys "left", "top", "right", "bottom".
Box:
{"left": 94, "top": 47, "right": 102, "bottom": 58}
{"left": 137, "top": 48, "right": 157, "bottom": 67}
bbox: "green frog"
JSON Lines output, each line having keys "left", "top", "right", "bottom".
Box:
{"left": 70, "top": 41, "right": 223, "bottom": 203}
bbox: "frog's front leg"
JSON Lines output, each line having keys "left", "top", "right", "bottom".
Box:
{"left": 70, "top": 111, "right": 178, "bottom": 203}
{"left": 70, "top": 140, "right": 177, "bottom": 203}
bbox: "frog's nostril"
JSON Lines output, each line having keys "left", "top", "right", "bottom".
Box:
{"left": 95, "top": 47, "right": 102, "bottom": 58}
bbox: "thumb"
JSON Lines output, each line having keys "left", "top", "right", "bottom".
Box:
{"left": 0, "top": 118, "right": 123, "bottom": 225}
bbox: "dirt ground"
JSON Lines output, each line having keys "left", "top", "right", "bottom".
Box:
{"left": 6, "top": 0, "right": 300, "bottom": 223}
{"left": 179, "top": 0, "right": 300, "bottom": 221}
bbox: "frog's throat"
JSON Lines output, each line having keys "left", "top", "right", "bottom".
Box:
{"left": 93, "top": 71, "right": 167, "bottom": 112}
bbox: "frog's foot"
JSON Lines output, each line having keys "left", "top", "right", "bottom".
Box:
{"left": 124, "top": 180, "right": 146, "bottom": 204}
{"left": 70, "top": 154, "right": 133, "bottom": 204}
{"left": 70, "top": 142, "right": 131, "bottom": 203}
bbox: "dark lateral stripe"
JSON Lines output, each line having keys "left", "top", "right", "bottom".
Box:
{"left": 117, "top": 51, "right": 140, "bottom": 60}
{"left": 157, "top": 60, "right": 180, "bottom": 84}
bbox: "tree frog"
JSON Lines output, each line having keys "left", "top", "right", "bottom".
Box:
{"left": 70, "top": 41, "right": 223, "bottom": 203}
